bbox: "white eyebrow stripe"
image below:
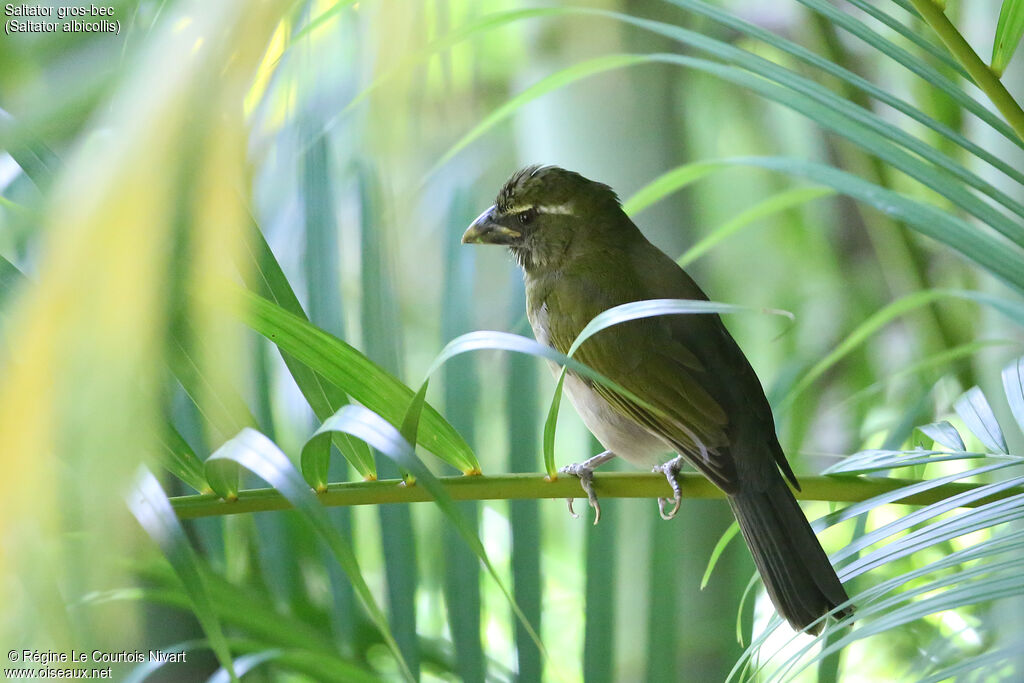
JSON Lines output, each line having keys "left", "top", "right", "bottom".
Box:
{"left": 506, "top": 203, "right": 575, "bottom": 216}
{"left": 537, "top": 203, "right": 575, "bottom": 215}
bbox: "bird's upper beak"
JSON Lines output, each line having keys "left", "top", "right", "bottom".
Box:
{"left": 461, "top": 205, "right": 521, "bottom": 245}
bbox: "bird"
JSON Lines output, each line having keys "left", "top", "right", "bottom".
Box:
{"left": 462, "top": 165, "right": 852, "bottom": 634}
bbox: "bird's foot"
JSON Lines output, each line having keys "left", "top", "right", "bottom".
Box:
{"left": 653, "top": 456, "right": 686, "bottom": 520}
{"left": 560, "top": 461, "right": 601, "bottom": 524}
{"left": 559, "top": 450, "right": 616, "bottom": 525}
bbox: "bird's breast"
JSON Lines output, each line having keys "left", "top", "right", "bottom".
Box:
{"left": 527, "top": 300, "right": 552, "bottom": 347}
{"left": 561, "top": 373, "right": 671, "bottom": 468}
{"left": 527, "top": 289, "right": 670, "bottom": 468}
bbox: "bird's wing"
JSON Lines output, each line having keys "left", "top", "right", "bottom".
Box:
{"left": 553, "top": 308, "right": 740, "bottom": 492}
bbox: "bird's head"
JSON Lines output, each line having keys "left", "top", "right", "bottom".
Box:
{"left": 461, "top": 165, "right": 623, "bottom": 272}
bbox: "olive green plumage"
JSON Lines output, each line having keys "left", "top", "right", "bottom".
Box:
{"left": 463, "top": 165, "right": 852, "bottom": 634}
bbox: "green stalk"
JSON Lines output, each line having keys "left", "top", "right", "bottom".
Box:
{"left": 171, "top": 473, "right": 1022, "bottom": 519}
{"left": 908, "top": 0, "right": 1024, "bottom": 142}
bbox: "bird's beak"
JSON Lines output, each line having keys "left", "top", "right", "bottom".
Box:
{"left": 461, "top": 205, "right": 521, "bottom": 245}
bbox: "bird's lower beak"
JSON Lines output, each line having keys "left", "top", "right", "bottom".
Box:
{"left": 461, "top": 205, "right": 521, "bottom": 245}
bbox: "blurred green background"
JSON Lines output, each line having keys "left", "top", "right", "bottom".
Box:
{"left": 3, "top": 0, "right": 1024, "bottom": 680}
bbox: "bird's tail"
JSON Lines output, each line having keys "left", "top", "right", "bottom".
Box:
{"left": 727, "top": 478, "right": 853, "bottom": 634}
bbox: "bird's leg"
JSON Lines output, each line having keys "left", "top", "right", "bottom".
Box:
{"left": 559, "top": 450, "right": 616, "bottom": 525}
{"left": 653, "top": 455, "right": 686, "bottom": 520}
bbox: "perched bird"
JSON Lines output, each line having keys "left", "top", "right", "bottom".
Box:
{"left": 462, "top": 165, "right": 852, "bottom": 634}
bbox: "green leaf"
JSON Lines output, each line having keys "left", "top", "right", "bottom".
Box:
{"left": 568, "top": 299, "right": 792, "bottom": 358}
{"left": 834, "top": 340, "right": 1021, "bottom": 416}
{"left": 424, "top": 330, "right": 649, "bottom": 409}
{"left": 2, "top": 254, "right": 214, "bottom": 493}
{"left": 294, "top": 122, "right": 362, "bottom": 653}
{"left": 123, "top": 562, "right": 349, "bottom": 659}
{"left": 317, "top": 405, "right": 552, "bottom": 672}
{"left": 387, "top": 4, "right": 1024, "bottom": 192}
{"left": 167, "top": 331, "right": 258, "bottom": 443}
{"left": 424, "top": 326, "right": 761, "bottom": 477}
{"left": 542, "top": 370, "right": 567, "bottom": 480}
{"left": 167, "top": 327, "right": 264, "bottom": 498}
{"left": 208, "top": 649, "right": 283, "bottom": 683}
{"left": 782, "top": 289, "right": 1024, "bottom": 409}
{"left": 735, "top": 574, "right": 763, "bottom": 647}
{"left": 701, "top": 521, "right": 740, "bottom": 590}
{"left": 917, "top": 421, "right": 967, "bottom": 451}
{"left": 824, "top": 449, "right": 999, "bottom": 475}
{"left": 241, "top": 223, "right": 376, "bottom": 479}
{"left": 1, "top": 143, "right": 283, "bottom": 499}
{"left": 542, "top": 300, "right": 791, "bottom": 472}
{"left": 0, "top": 194, "right": 35, "bottom": 217}
{"left": 397, "top": 379, "right": 430, "bottom": 485}
{"left": 1001, "top": 356, "right": 1024, "bottom": 434}
{"left": 689, "top": 0, "right": 1021, "bottom": 182}
{"left": 833, "top": 475, "right": 1024, "bottom": 568}
{"left": 355, "top": 161, "right": 423, "bottom": 679}
{"left": 543, "top": 10, "right": 1024, "bottom": 229}
{"left": 622, "top": 160, "right": 724, "bottom": 216}
{"left": 781, "top": 568, "right": 1024, "bottom": 682}
{"left": 542, "top": 300, "right": 790, "bottom": 488}
{"left": 732, "top": 460, "right": 1024, "bottom": 680}
{"left": 341, "top": 8, "right": 565, "bottom": 117}
{"left": 791, "top": 0, "right": 1022, "bottom": 149}
{"left": 126, "top": 468, "right": 238, "bottom": 682}
{"left": 656, "top": 6, "right": 1024, "bottom": 224}
{"left": 838, "top": 480, "right": 1024, "bottom": 575}
{"left": 812, "top": 462, "right": 1022, "bottom": 535}
{"left": 631, "top": 158, "right": 1024, "bottom": 293}
{"left": 204, "top": 457, "right": 241, "bottom": 501}
{"left": 425, "top": 54, "right": 653, "bottom": 180}
{"left": 400, "top": 380, "right": 429, "bottom": 449}
{"left": 837, "top": 0, "right": 964, "bottom": 76}
{"left": 624, "top": 48, "right": 1024, "bottom": 238}
{"left": 160, "top": 424, "right": 212, "bottom": 494}
{"left": 231, "top": 287, "right": 477, "bottom": 474}
{"left": 297, "top": 122, "right": 373, "bottom": 478}
{"left": 955, "top": 386, "right": 1009, "bottom": 454}
{"left": 992, "top": 0, "right": 1024, "bottom": 76}
{"left": 292, "top": 0, "right": 359, "bottom": 43}
{"left": 532, "top": 299, "right": 789, "bottom": 479}
{"left": 0, "top": 252, "right": 29, "bottom": 301}
{"left": 677, "top": 187, "right": 835, "bottom": 267}
{"left": 781, "top": 494, "right": 1024, "bottom": 681}
{"left": 734, "top": 460, "right": 1024, "bottom": 672}
{"left": 852, "top": 529, "right": 1024, "bottom": 614}
{"left": 918, "top": 645, "right": 1024, "bottom": 683}
{"left": 0, "top": 108, "right": 61, "bottom": 189}
{"left": 205, "top": 428, "right": 413, "bottom": 682}
{"left": 300, "top": 381, "right": 430, "bottom": 491}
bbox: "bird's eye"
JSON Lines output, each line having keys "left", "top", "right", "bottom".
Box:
{"left": 518, "top": 209, "right": 535, "bottom": 225}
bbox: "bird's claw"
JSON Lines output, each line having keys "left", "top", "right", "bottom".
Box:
{"left": 657, "top": 496, "right": 681, "bottom": 520}
{"left": 560, "top": 462, "right": 602, "bottom": 525}
{"left": 654, "top": 456, "right": 685, "bottom": 520}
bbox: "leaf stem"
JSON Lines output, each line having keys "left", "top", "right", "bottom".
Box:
{"left": 170, "top": 472, "right": 1020, "bottom": 519}
{"left": 908, "top": 0, "right": 1024, "bottom": 142}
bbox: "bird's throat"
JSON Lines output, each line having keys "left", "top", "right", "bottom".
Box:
{"left": 509, "top": 245, "right": 534, "bottom": 271}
